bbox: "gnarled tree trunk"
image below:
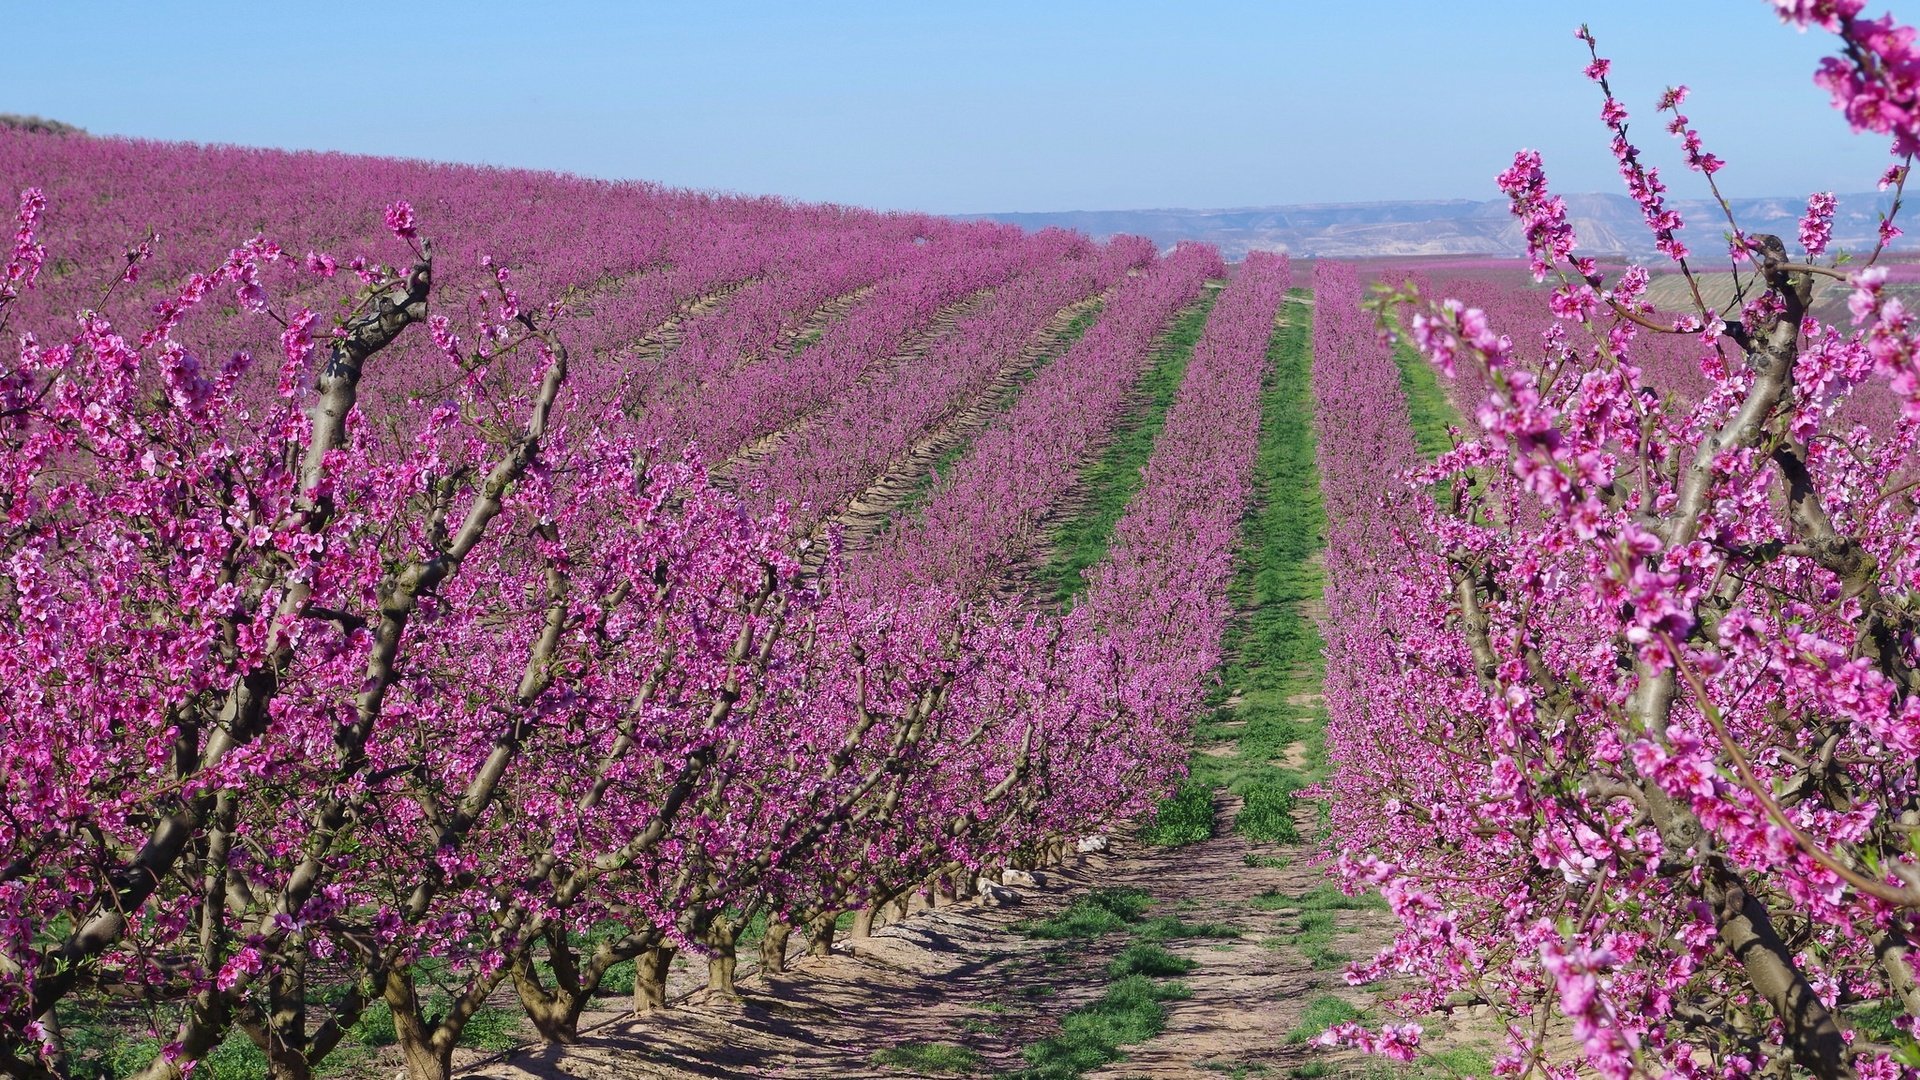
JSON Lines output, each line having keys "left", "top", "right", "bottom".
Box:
{"left": 703, "top": 924, "right": 741, "bottom": 1004}
{"left": 807, "top": 912, "right": 839, "bottom": 957}
{"left": 760, "top": 919, "right": 794, "bottom": 974}
{"left": 634, "top": 945, "right": 676, "bottom": 1013}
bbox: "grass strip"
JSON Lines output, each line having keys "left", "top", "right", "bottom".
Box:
{"left": 870, "top": 1042, "right": 985, "bottom": 1073}
{"left": 1016, "top": 888, "right": 1153, "bottom": 940}
{"left": 1040, "top": 292, "right": 1218, "bottom": 605}
{"left": 1137, "top": 779, "right": 1214, "bottom": 845}
{"left": 1389, "top": 338, "right": 1459, "bottom": 461}
{"left": 1011, "top": 975, "right": 1192, "bottom": 1079}
{"left": 1005, "top": 887, "right": 1240, "bottom": 1078}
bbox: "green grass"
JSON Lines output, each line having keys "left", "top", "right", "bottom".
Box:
{"left": 871, "top": 1041, "right": 986, "bottom": 1074}
{"left": 1137, "top": 780, "right": 1215, "bottom": 846}
{"left": 790, "top": 326, "right": 825, "bottom": 353}
{"left": 1176, "top": 292, "right": 1329, "bottom": 847}
{"left": 353, "top": 999, "right": 399, "bottom": 1046}
{"left": 1106, "top": 942, "right": 1198, "bottom": 978}
{"left": 1253, "top": 885, "right": 1383, "bottom": 971}
{"left": 1134, "top": 915, "right": 1242, "bottom": 942}
{"left": 1236, "top": 779, "right": 1302, "bottom": 843}
{"left": 56, "top": 987, "right": 510, "bottom": 1079}
{"left": 1243, "top": 853, "right": 1291, "bottom": 870}
{"left": 1341, "top": 1045, "right": 1497, "bottom": 1080}
{"left": 460, "top": 1005, "right": 523, "bottom": 1051}
{"left": 70, "top": 1036, "right": 268, "bottom": 1080}
{"left": 1388, "top": 339, "right": 1459, "bottom": 461}
{"left": 1253, "top": 884, "right": 1388, "bottom": 913}
{"left": 1286, "top": 995, "right": 1364, "bottom": 1045}
{"left": 1423, "top": 1045, "right": 1497, "bottom": 1079}
{"left": 1040, "top": 292, "right": 1219, "bottom": 606}
{"left": 1006, "top": 890, "right": 1230, "bottom": 1078}
{"left": 1017, "top": 888, "right": 1153, "bottom": 940}
{"left": 1009, "top": 975, "right": 1191, "bottom": 1079}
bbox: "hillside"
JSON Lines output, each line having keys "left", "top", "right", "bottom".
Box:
{"left": 966, "top": 191, "right": 1900, "bottom": 259}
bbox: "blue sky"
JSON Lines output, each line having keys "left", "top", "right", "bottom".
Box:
{"left": 1, "top": 1, "right": 1907, "bottom": 213}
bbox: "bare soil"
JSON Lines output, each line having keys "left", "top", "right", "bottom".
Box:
{"left": 456, "top": 797, "right": 1497, "bottom": 1079}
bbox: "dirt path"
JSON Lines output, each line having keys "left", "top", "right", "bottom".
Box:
{"left": 457, "top": 797, "right": 1478, "bottom": 1079}
{"left": 783, "top": 283, "right": 876, "bottom": 351}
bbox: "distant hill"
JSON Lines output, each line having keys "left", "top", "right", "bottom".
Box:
{"left": 0, "top": 113, "right": 84, "bottom": 136}
{"left": 963, "top": 192, "right": 1901, "bottom": 260}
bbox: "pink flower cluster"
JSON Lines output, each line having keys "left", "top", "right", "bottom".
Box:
{"left": 1580, "top": 27, "right": 1689, "bottom": 262}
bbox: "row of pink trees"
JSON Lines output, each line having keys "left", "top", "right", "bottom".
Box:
{"left": 737, "top": 233, "right": 1153, "bottom": 531}
{"left": 859, "top": 242, "right": 1226, "bottom": 599}
{"left": 0, "top": 158, "right": 1225, "bottom": 1076}
{"left": 1317, "top": 7, "right": 1920, "bottom": 1079}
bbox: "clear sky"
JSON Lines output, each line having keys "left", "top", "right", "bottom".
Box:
{"left": 1, "top": 1, "right": 1909, "bottom": 214}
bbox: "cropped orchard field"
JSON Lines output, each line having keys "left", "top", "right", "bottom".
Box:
{"left": 7, "top": 5, "right": 1920, "bottom": 1080}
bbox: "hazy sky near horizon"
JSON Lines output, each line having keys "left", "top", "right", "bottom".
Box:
{"left": 2, "top": 1, "right": 1910, "bottom": 214}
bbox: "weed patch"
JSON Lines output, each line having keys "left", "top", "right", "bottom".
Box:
{"left": 1010, "top": 975, "right": 1190, "bottom": 1079}
{"left": 1236, "top": 779, "right": 1302, "bottom": 843}
{"left": 1017, "top": 888, "right": 1152, "bottom": 940}
{"left": 1106, "top": 942, "right": 1198, "bottom": 978}
{"left": 871, "top": 1041, "right": 984, "bottom": 1074}
{"left": 1138, "top": 779, "right": 1215, "bottom": 846}
{"left": 1135, "top": 915, "right": 1242, "bottom": 942}
{"left": 1286, "top": 994, "right": 1364, "bottom": 1044}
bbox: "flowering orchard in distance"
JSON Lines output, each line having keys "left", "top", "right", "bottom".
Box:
{"left": 1317, "top": 4, "right": 1920, "bottom": 1079}
{"left": 0, "top": 121, "right": 1261, "bottom": 1078}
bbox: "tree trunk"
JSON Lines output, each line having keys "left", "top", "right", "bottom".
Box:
{"left": 265, "top": 1044, "right": 313, "bottom": 1080}
{"left": 385, "top": 971, "right": 453, "bottom": 1080}
{"left": 850, "top": 905, "right": 876, "bottom": 939}
{"left": 394, "top": 1036, "right": 453, "bottom": 1080}
{"left": 760, "top": 920, "right": 793, "bottom": 974}
{"left": 634, "top": 945, "right": 676, "bottom": 1013}
{"left": 704, "top": 924, "right": 741, "bottom": 1004}
{"left": 808, "top": 912, "right": 838, "bottom": 957}
{"left": 511, "top": 956, "right": 581, "bottom": 1045}
{"left": 266, "top": 960, "right": 312, "bottom": 1080}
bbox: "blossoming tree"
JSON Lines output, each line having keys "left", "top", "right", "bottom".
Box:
{"left": 1320, "top": 5, "right": 1920, "bottom": 1078}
